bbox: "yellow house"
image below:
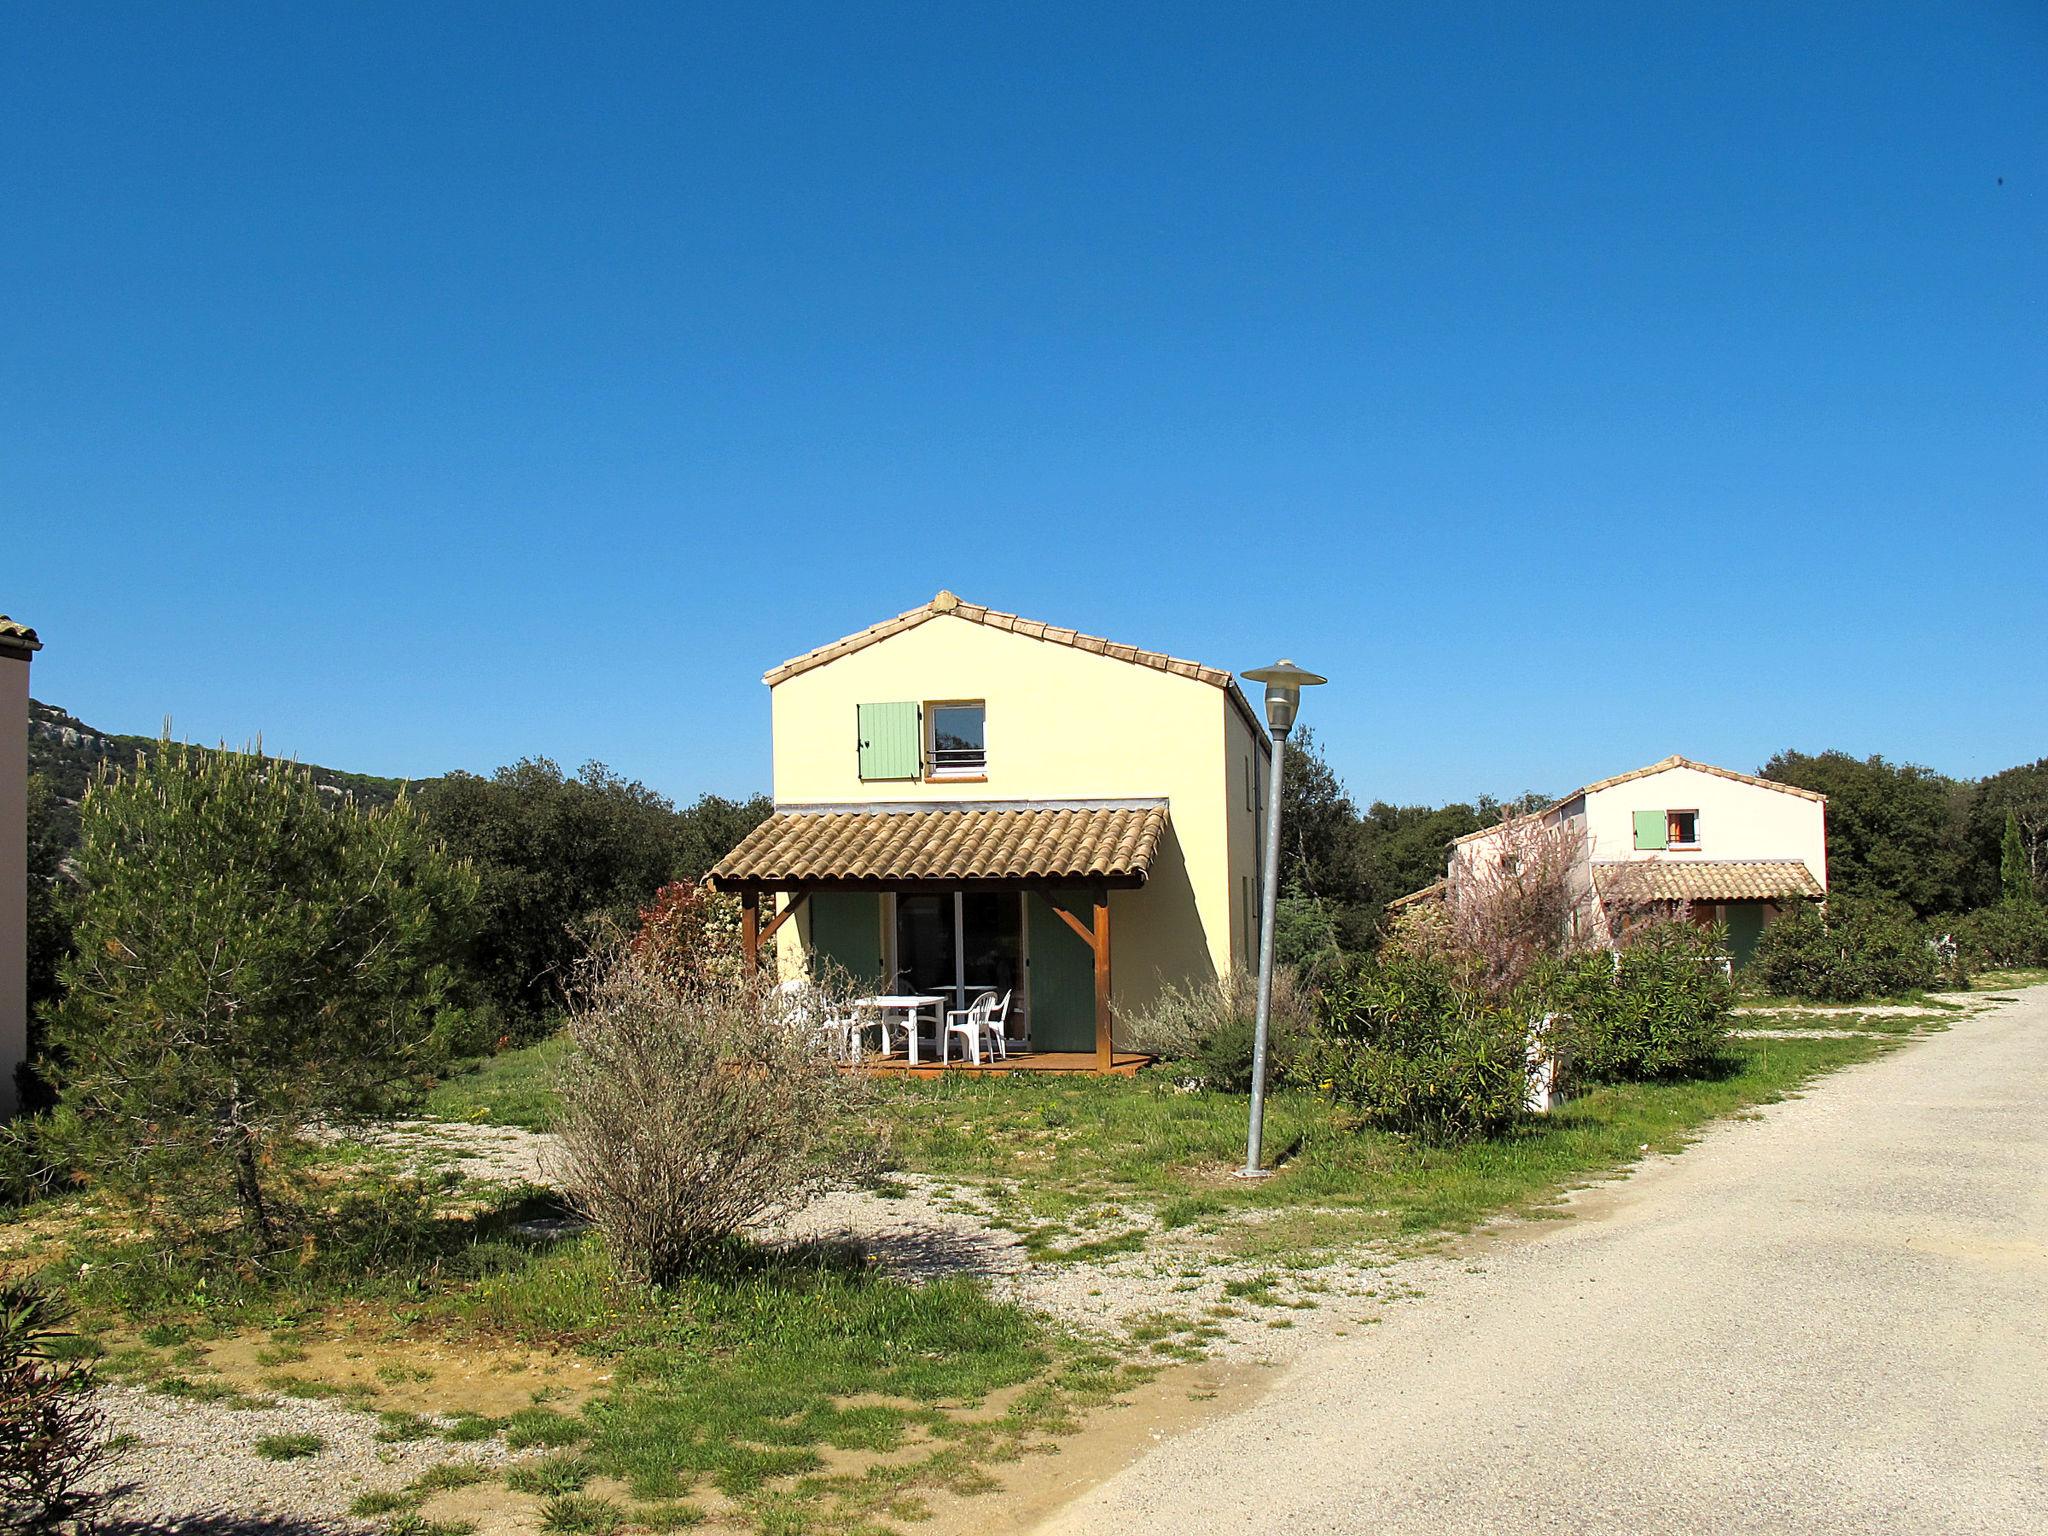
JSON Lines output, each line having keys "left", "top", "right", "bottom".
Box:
{"left": 709, "top": 592, "right": 1271, "bottom": 1070}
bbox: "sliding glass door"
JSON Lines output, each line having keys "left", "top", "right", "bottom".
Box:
{"left": 892, "top": 893, "right": 1024, "bottom": 1027}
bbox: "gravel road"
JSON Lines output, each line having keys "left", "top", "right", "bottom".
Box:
{"left": 1032, "top": 987, "right": 2048, "bottom": 1535}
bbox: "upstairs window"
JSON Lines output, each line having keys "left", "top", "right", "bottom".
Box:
{"left": 927, "top": 702, "right": 987, "bottom": 778}
{"left": 1633, "top": 808, "right": 1700, "bottom": 850}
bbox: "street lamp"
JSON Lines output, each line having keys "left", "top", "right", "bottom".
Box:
{"left": 1237, "top": 659, "right": 1327, "bottom": 1178}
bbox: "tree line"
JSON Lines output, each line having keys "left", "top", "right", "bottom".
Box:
{"left": 25, "top": 749, "right": 772, "bottom": 1082}
{"left": 1276, "top": 734, "right": 2048, "bottom": 958}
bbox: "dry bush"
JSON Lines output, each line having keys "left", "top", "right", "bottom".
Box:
{"left": 550, "top": 951, "right": 876, "bottom": 1286}
{"left": 1115, "top": 968, "right": 1317, "bottom": 1091}
{"left": 1444, "top": 814, "right": 1596, "bottom": 997}
{"left": 1, "top": 1281, "right": 112, "bottom": 1535}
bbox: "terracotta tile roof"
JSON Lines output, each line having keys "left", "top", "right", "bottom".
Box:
{"left": 1386, "top": 879, "right": 1446, "bottom": 910}
{"left": 762, "top": 591, "right": 1267, "bottom": 741}
{"left": 1453, "top": 756, "right": 1826, "bottom": 846}
{"left": 1594, "top": 859, "right": 1825, "bottom": 905}
{"left": 0, "top": 616, "right": 41, "bottom": 654}
{"left": 709, "top": 801, "right": 1169, "bottom": 888}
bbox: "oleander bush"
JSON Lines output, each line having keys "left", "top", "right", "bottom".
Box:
{"left": 1944, "top": 901, "right": 2048, "bottom": 973}
{"left": 1749, "top": 897, "right": 1939, "bottom": 1002}
{"left": 1539, "top": 918, "right": 1735, "bottom": 1084}
{"left": 1300, "top": 951, "right": 1529, "bottom": 1144}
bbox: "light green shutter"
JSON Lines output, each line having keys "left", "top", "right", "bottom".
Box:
{"left": 1633, "top": 809, "right": 1668, "bottom": 851}
{"left": 857, "top": 702, "right": 921, "bottom": 780}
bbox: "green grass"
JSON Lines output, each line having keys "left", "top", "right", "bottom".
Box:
{"left": 423, "top": 1035, "right": 567, "bottom": 1128}
{"left": 867, "top": 1035, "right": 1896, "bottom": 1259}
{"left": 26, "top": 1018, "right": 1913, "bottom": 1534}
{"left": 1972, "top": 967, "right": 2048, "bottom": 991}
{"left": 253, "top": 1431, "right": 325, "bottom": 1461}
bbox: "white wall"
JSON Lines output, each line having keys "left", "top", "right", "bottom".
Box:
{"left": 1583, "top": 765, "right": 1827, "bottom": 887}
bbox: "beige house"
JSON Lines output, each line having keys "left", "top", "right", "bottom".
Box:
{"left": 1, "top": 616, "right": 40, "bottom": 1117}
{"left": 709, "top": 592, "right": 1270, "bottom": 1068}
{"left": 1406, "top": 756, "right": 1828, "bottom": 967}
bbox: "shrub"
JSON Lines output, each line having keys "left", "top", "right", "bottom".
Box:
{"left": 1542, "top": 919, "right": 1734, "bottom": 1083}
{"left": 40, "top": 740, "right": 478, "bottom": 1249}
{"left": 631, "top": 880, "right": 745, "bottom": 988}
{"left": 0, "top": 1281, "right": 112, "bottom": 1534}
{"left": 1750, "top": 898, "right": 1938, "bottom": 1002}
{"left": 1114, "top": 969, "right": 1316, "bottom": 1092}
{"left": 0, "top": 1121, "right": 60, "bottom": 1213}
{"left": 1302, "top": 951, "right": 1529, "bottom": 1144}
{"left": 1945, "top": 902, "right": 2048, "bottom": 973}
{"left": 551, "top": 952, "right": 877, "bottom": 1286}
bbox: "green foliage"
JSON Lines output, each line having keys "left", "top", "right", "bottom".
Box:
{"left": 1271, "top": 893, "right": 1342, "bottom": 972}
{"left": 1761, "top": 750, "right": 1974, "bottom": 916}
{"left": 17, "top": 775, "right": 75, "bottom": 1112}
{"left": 1945, "top": 902, "right": 2048, "bottom": 972}
{"left": 41, "top": 740, "right": 479, "bottom": 1248}
{"left": 1540, "top": 920, "right": 1734, "bottom": 1083}
{"left": 1, "top": 1280, "right": 111, "bottom": 1534}
{"left": 1750, "top": 897, "right": 1938, "bottom": 1002}
{"left": 416, "top": 760, "right": 769, "bottom": 1035}
{"left": 1303, "top": 952, "right": 1529, "bottom": 1144}
{"left": 1277, "top": 730, "right": 1491, "bottom": 951}
{"left": 2000, "top": 810, "right": 2037, "bottom": 907}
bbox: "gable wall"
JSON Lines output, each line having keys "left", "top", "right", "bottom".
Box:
{"left": 1583, "top": 764, "right": 1828, "bottom": 885}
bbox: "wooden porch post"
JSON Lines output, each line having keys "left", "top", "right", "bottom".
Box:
{"left": 741, "top": 889, "right": 761, "bottom": 973}
{"left": 1092, "top": 886, "right": 1112, "bottom": 1071}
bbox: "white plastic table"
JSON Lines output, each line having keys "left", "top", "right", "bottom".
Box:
{"left": 853, "top": 995, "right": 947, "bottom": 1064}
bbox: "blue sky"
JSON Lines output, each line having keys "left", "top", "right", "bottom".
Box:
{"left": 6, "top": 3, "right": 2043, "bottom": 808}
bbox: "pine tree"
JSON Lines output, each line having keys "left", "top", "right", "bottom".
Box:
{"left": 43, "top": 739, "right": 477, "bottom": 1249}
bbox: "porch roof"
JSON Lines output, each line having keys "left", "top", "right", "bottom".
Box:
{"left": 1595, "top": 858, "right": 1824, "bottom": 905}
{"left": 708, "top": 799, "right": 1168, "bottom": 890}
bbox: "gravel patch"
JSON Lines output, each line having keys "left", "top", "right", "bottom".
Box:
{"left": 89, "top": 1383, "right": 512, "bottom": 1532}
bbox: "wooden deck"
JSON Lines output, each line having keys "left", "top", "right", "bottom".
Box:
{"left": 853, "top": 1050, "right": 1150, "bottom": 1078}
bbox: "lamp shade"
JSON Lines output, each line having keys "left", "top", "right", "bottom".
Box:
{"left": 1241, "top": 658, "right": 1326, "bottom": 734}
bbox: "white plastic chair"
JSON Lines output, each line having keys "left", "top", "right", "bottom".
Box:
{"left": 982, "top": 989, "right": 1014, "bottom": 1060}
{"left": 943, "top": 991, "right": 998, "bottom": 1065}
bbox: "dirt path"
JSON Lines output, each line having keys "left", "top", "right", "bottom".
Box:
{"left": 1025, "top": 987, "right": 2048, "bottom": 1535}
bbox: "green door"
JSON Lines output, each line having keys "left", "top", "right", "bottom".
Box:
{"left": 808, "top": 893, "right": 885, "bottom": 989}
{"left": 1028, "top": 892, "right": 1096, "bottom": 1052}
{"left": 1726, "top": 902, "right": 1767, "bottom": 970}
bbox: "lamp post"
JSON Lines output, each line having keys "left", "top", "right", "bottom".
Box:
{"left": 1237, "top": 659, "right": 1327, "bottom": 1178}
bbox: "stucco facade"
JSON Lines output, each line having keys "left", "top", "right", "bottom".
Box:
{"left": 1444, "top": 757, "right": 1828, "bottom": 966}
{"left": 746, "top": 595, "right": 1268, "bottom": 1048}
{"left": 0, "top": 618, "right": 38, "bottom": 1119}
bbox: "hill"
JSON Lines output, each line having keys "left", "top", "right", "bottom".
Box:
{"left": 28, "top": 698, "right": 415, "bottom": 847}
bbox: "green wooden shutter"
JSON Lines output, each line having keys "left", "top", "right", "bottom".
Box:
{"left": 1633, "top": 809, "right": 1668, "bottom": 851}
{"left": 1028, "top": 893, "right": 1096, "bottom": 1052}
{"left": 857, "top": 702, "right": 921, "bottom": 781}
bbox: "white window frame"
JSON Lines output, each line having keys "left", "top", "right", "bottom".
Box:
{"left": 925, "top": 700, "right": 988, "bottom": 779}
{"left": 1668, "top": 808, "right": 1701, "bottom": 850}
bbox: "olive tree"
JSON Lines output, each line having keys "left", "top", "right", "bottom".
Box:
{"left": 43, "top": 741, "right": 477, "bottom": 1248}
